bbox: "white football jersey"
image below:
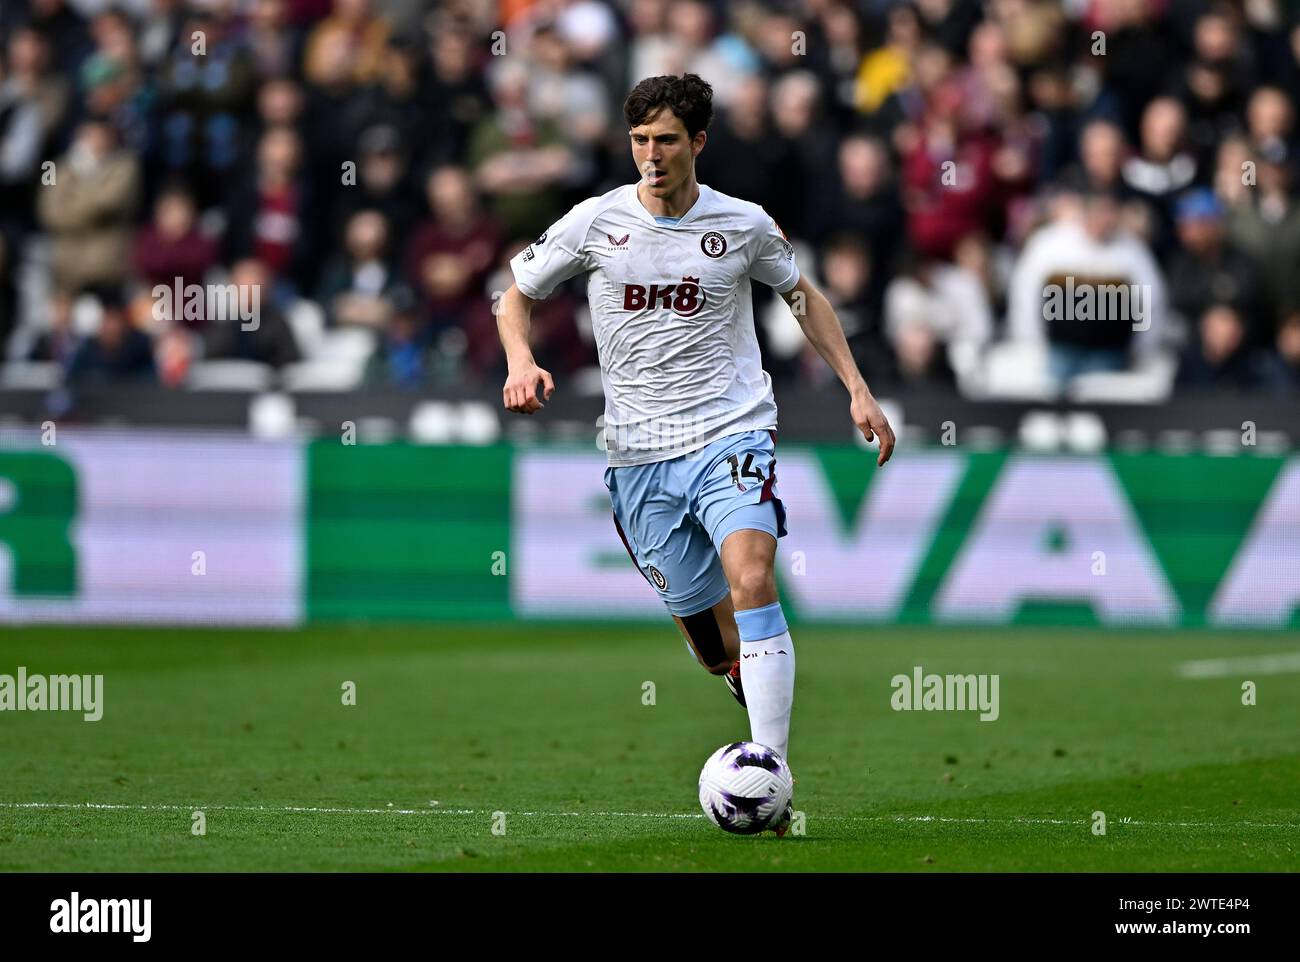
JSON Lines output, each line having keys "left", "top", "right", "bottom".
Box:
{"left": 510, "top": 183, "right": 800, "bottom": 466}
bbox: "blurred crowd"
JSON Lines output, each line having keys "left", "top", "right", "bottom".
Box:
{"left": 1, "top": 0, "right": 1299, "bottom": 398}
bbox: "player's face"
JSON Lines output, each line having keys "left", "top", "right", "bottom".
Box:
{"left": 630, "top": 109, "right": 704, "bottom": 196}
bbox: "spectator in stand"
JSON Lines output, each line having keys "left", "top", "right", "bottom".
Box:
{"left": 328, "top": 124, "right": 419, "bottom": 255}
{"left": 132, "top": 184, "right": 219, "bottom": 327}
{"left": 66, "top": 289, "right": 155, "bottom": 385}
{"left": 316, "top": 209, "right": 399, "bottom": 329}
{"left": 27, "top": 289, "right": 79, "bottom": 368}
{"left": 364, "top": 283, "right": 430, "bottom": 389}
{"left": 769, "top": 71, "right": 838, "bottom": 240}
{"left": 37, "top": 118, "right": 139, "bottom": 294}
{"left": 1176, "top": 303, "right": 1288, "bottom": 393}
{"left": 246, "top": 0, "right": 300, "bottom": 82}
{"left": 900, "top": 74, "right": 1003, "bottom": 259}
{"left": 202, "top": 258, "right": 300, "bottom": 369}
{"left": 815, "top": 233, "right": 891, "bottom": 388}
{"left": 1165, "top": 188, "right": 1264, "bottom": 343}
{"left": 883, "top": 249, "right": 992, "bottom": 389}
{"left": 1273, "top": 310, "right": 1300, "bottom": 391}
{"left": 1122, "top": 97, "right": 1198, "bottom": 258}
{"left": 467, "top": 58, "right": 577, "bottom": 241}
{"left": 0, "top": 232, "right": 15, "bottom": 357}
{"left": 0, "top": 42, "right": 45, "bottom": 239}
{"left": 1007, "top": 184, "right": 1168, "bottom": 384}
{"left": 155, "top": 3, "right": 257, "bottom": 206}
{"left": 223, "top": 125, "right": 319, "bottom": 296}
{"left": 695, "top": 74, "right": 800, "bottom": 231}
{"left": 1226, "top": 139, "right": 1300, "bottom": 334}
{"left": 1070, "top": 118, "right": 1131, "bottom": 198}
{"left": 405, "top": 165, "right": 502, "bottom": 331}
{"left": 462, "top": 241, "right": 590, "bottom": 381}
{"left": 421, "top": 16, "right": 491, "bottom": 169}
{"left": 302, "top": 0, "right": 391, "bottom": 89}
{"left": 806, "top": 134, "right": 904, "bottom": 277}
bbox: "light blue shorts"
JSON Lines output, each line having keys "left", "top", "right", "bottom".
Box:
{"left": 604, "top": 429, "right": 789, "bottom": 617}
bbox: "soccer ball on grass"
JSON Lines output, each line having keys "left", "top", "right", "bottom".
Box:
{"left": 698, "top": 741, "right": 794, "bottom": 834}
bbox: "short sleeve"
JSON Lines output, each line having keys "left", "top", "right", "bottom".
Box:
{"left": 747, "top": 212, "right": 800, "bottom": 293}
{"left": 509, "top": 203, "right": 594, "bottom": 299}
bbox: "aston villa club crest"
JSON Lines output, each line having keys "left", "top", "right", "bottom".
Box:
{"left": 701, "top": 232, "right": 727, "bottom": 258}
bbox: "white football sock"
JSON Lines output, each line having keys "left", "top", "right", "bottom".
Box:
{"left": 734, "top": 602, "right": 795, "bottom": 765}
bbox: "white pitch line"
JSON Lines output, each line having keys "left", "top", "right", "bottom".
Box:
{"left": 1176, "top": 651, "right": 1300, "bottom": 679}
{"left": 1, "top": 802, "right": 1296, "bottom": 831}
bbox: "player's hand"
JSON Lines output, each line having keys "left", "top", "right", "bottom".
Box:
{"left": 502, "top": 362, "right": 555, "bottom": 415}
{"left": 851, "top": 389, "right": 895, "bottom": 466}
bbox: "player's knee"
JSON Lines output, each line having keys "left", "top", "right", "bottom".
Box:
{"left": 730, "top": 567, "right": 776, "bottom": 609}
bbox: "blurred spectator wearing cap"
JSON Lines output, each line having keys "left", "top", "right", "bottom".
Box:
{"left": 1226, "top": 138, "right": 1300, "bottom": 330}
{"left": 1165, "top": 187, "right": 1264, "bottom": 344}
{"left": 405, "top": 165, "right": 502, "bottom": 331}
{"left": 1008, "top": 185, "right": 1168, "bottom": 384}
{"left": 364, "top": 283, "right": 429, "bottom": 389}
{"left": 316, "top": 209, "right": 400, "bottom": 329}
{"left": 37, "top": 118, "right": 139, "bottom": 294}
{"left": 468, "top": 58, "right": 577, "bottom": 241}
{"left": 303, "top": 0, "right": 391, "bottom": 89}
{"left": 66, "top": 289, "right": 156, "bottom": 386}
{"left": 132, "top": 183, "right": 219, "bottom": 327}
{"left": 329, "top": 124, "right": 418, "bottom": 252}
{"left": 1176, "top": 303, "right": 1289, "bottom": 394}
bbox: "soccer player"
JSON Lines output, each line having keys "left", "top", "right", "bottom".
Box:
{"left": 497, "top": 74, "right": 895, "bottom": 829}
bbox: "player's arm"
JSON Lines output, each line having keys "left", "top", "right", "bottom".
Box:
{"left": 499, "top": 202, "right": 595, "bottom": 415}
{"left": 497, "top": 283, "right": 554, "bottom": 415}
{"left": 780, "top": 275, "right": 896, "bottom": 465}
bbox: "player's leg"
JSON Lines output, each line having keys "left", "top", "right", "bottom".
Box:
{"left": 606, "top": 460, "right": 735, "bottom": 670}
{"left": 690, "top": 430, "right": 796, "bottom": 764}
{"left": 670, "top": 592, "right": 739, "bottom": 675}
{"left": 718, "top": 521, "right": 795, "bottom": 764}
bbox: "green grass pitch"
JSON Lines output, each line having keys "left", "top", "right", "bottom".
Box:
{"left": 0, "top": 623, "right": 1296, "bottom": 872}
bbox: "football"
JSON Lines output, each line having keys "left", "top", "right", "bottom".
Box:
{"left": 698, "top": 741, "right": 795, "bottom": 835}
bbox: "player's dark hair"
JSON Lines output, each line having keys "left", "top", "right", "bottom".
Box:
{"left": 623, "top": 74, "right": 714, "bottom": 139}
